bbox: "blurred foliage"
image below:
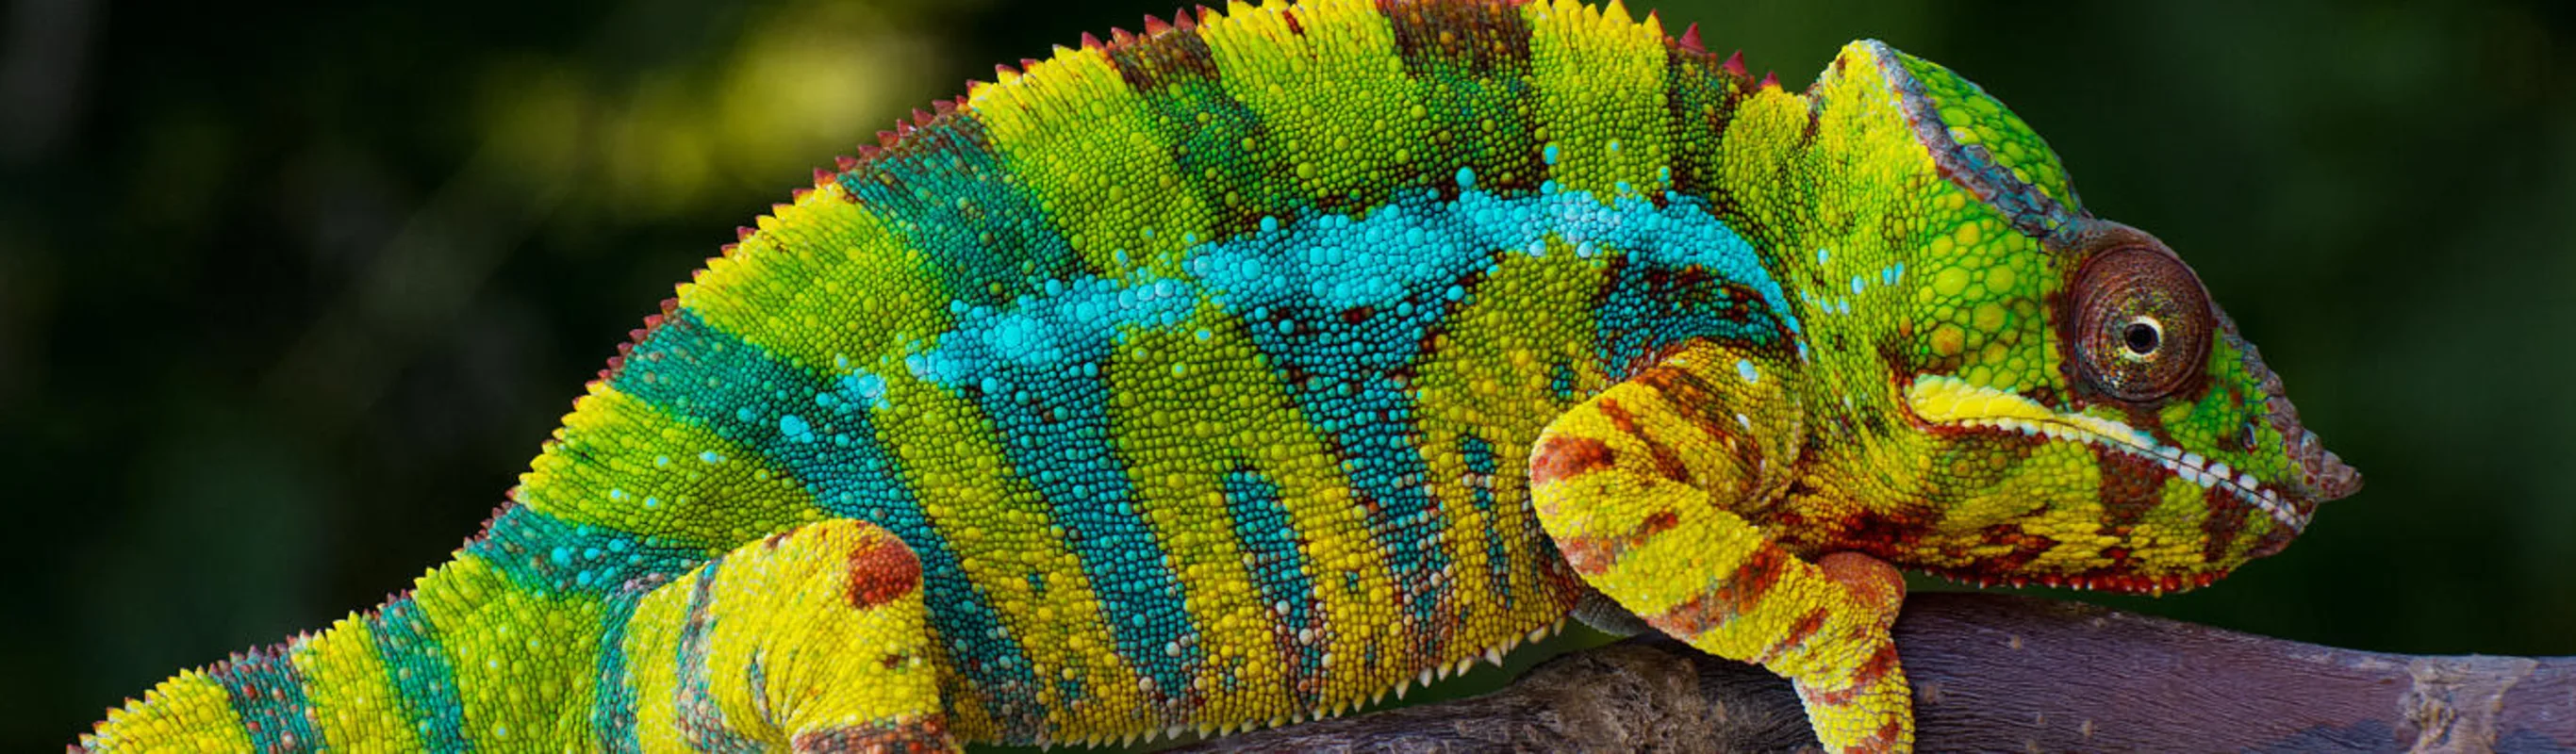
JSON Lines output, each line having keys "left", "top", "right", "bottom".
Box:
{"left": 1, "top": 0, "right": 2568, "bottom": 748}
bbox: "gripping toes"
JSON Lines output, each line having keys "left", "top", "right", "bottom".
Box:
{"left": 619, "top": 519, "right": 957, "bottom": 753}
{"left": 1529, "top": 344, "right": 1913, "bottom": 753}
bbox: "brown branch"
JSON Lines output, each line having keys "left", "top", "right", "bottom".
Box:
{"left": 1175, "top": 593, "right": 2576, "bottom": 752}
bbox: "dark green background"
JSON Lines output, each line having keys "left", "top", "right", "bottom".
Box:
{"left": 6, "top": 0, "right": 2569, "bottom": 748}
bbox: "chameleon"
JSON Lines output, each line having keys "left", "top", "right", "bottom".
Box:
{"left": 78, "top": 0, "right": 2362, "bottom": 751}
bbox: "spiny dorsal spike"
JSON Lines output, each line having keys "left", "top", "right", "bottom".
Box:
{"left": 1722, "top": 49, "right": 1748, "bottom": 78}
{"left": 1080, "top": 32, "right": 1104, "bottom": 50}
{"left": 910, "top": 108, "right": 934, "bottom": 127}
{"left": 735, "top": 226, "right": 757, "bottom": 241}
{"left": 1678, "top": 23, "right": 1704, "bottom": 53}
{"left": 932, "top": 98, "right": 957, "bottom": 115}
{"left": 1759, "top": 70, "right": 1780, "bottom": 90}
{"left": 1144, "top": 13, "right": 1172, "bottom": 34}
{"left": 834, "top": 155, "right": 859, "bottom": 171}
{"left": 875, "top": 130, "right": 900, "bottom": 148}
{"left": 809, "top": 168, "right": 833, "bottom": 185}
{"left": 1111, "top": 26, "right": 1136, "bottom": 44}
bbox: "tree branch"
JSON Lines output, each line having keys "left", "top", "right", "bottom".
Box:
{"left": 1176, "top": 593, "right": 2576, "bottom": 752}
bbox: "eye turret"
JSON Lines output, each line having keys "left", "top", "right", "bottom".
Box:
{"left": 2066, "top": 238, "right": 2214, "bottom": 402}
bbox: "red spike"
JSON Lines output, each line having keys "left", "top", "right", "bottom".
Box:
{"left": 995, "top": 61, "right": 1020, "bottom": 78}
{"left": 1144, "top": 13, "right": 1172, "bottom": 34}
{"left": 1721, "top": 49, "right": 1747, "bottom": 78}
{"left": 853, "top": 144, "right": 883, "bottom": 159}
{"left": 790, "top": 186, "right": 811, "bottom": 201}
{"left": 954, "top": 94, "right": 969, "bottom": 108}
{"left": 834, "top": 155, "right": 859, "bottom": 171}
{"left": 875, "top": 129, "right": 900, "bottom": 148}
{"left": 1196, "top": 5, "right": 1220, "bottom": 25}
{"left": 1677, "top": 23, "right": 1704, "bottom": 53}
{"left": 911, "top": 108, "right": 934, "bottom": 127}
{"left": 1111, "top": 26, "right": 1136, "bottom": 45}
{"left": 931, "top": 99, "right": 957, "bottom": 116}
{"left": 1759, "top": 71, "right": 1780, "bottom": 90}
{"left": 1176, "top": 8, "right": 1201, "bottom": 29}
{"left": 810, "top": 168, "right": 834, "bottom": 184}
{"left": 1081, "top": 31, "right": 1105, "bottom": 50}
{"left": 1021, "top": 57, "right": 1044, "bottom": 72}
{"left": 735, "top": 226, "right": 756, "bottom": 241}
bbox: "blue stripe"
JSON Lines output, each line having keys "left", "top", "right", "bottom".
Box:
{"left": 209, "top": 646, "right": 321, "bottom": 752}
{"left": 833, "top": 113, "right": 1086, "bottom": 295}
{"left": 1221, "top": 470, "right": 1325, "bottom": 693}
{"left": 608, "top": 309, "right": 1049, "bottom": 738}
{"left": 1458, "top": 434, "right": 1517, "bottom": 610}
{"left": 591, "top": 583, "right": 649, "bottom": 754}
{"left": 906, "top": 275, "right": 1203, "bottom": 701}
{"left": 369, "top": 597, "right": 471, "bottom": 751}
{"left": 464, "top": 505, "right": 702, "bottom": 598}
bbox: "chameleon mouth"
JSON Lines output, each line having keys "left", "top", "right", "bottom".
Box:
{"left": 1904, "top": 375, "right": 2313, "bottom": 533}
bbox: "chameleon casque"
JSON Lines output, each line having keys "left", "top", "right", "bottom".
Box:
{"left": 81, "top": 0, "right": 2362, "bottom": 751}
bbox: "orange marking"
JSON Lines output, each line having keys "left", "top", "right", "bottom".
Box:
{"left": 1529, "top": 435, "right": 1616, "bottom": 485}
{"left": 845, "top": 532, "right": 922, "bottom": 610}
{"left": 1644, "top": 546, "right": 1789, "bottom": 637}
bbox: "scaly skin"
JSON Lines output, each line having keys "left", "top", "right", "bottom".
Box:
{"left": 78, "top": 1, "right": 2359, "bottom": 752}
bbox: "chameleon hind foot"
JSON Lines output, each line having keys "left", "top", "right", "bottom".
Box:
{"left": 619, "top": 519, "right": 958, "bottom": 753}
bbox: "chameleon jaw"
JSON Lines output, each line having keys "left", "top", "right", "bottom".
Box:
{"left": 1903, "top": 375, "right": 2311, "bottom": 533}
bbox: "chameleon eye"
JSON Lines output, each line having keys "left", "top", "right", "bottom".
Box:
{"left": 2068, "top": 245, "right": 2212, "bottom": 402}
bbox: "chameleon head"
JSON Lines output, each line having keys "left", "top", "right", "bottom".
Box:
{"left": 1824, "top": 41, "right": 2361, "bottom": 591}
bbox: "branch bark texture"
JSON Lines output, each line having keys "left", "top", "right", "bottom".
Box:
{"left": 1177, "top": 593, "right": 2576, "bottom": 752}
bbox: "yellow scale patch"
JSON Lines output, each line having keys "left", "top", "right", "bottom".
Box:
{"left": 1104, "top": 305, "right": 1404, "bottom": 724}
{"left": 970, "top": 43, "right": 1215, "bottom": 279}
{"left": 1412, "top": 241, "right": 1608, "bottom": 631}
{"left": 1525, "top": 0, "right": 1670, "bottom": 199}
{"left": 289, "top": 615, "right": 423, "bottom": 752}
{"left": 83, "top": 671, "right": 254, "bottom": 752}
{"left": 1197, "top": 0, "right": 1433, "bottom": 205}
{"left": 681, "top": 179, "right": 954, "bottom": 376}
{"left": 865, "top": 368, "right": 1146, "bottom": 735}
{"left": 520, "top": 385, "right": 825, "bottom": 553}
{"left": 412, "top": 554, "right": 603, "bottom": 747}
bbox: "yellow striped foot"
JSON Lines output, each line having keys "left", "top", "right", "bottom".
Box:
{"left": 619, "top": 519, "right": 958, "bottom": 753}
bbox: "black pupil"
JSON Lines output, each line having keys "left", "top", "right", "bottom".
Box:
{"left": 2122, "top": 321, "right": 2159, "bottom": 354}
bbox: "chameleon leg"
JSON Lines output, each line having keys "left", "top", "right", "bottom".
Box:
{"left": 1529, "top": 340, "right": 1912, "bottom": 753}
{"left": 615, "top": 518, "right": 957, "bottom": 753}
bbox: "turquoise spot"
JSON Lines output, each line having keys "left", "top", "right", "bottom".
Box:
{"left": 1543, "top": 142, "right": 1560, "bottom": 165}
{"left": 779, "top": 414, "right": 811, "bottom": 441}
{"left": 1456, "top": 167, "right": 1476, "bottom": 188}
{"left": 699, "top": 451, "right": 723, "bottom": 464}
{"left": 1737, "top": 359, "right": 1759, "bottom": 384}
{"left": 1851, "top": 275, "right": 1867, "bottom": 294}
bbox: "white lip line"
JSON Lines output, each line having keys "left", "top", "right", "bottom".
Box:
{"left": 1954, "top": 416, "right": 2307, "bottom": 533}
{"left": 1907, "top": 376, "right": 2309, "bottom": 533}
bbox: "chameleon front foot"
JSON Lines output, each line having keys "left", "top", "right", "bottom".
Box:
{"left": 619, "top": 519, "right": 959, "bottom": 753}
{"left": 1529, "top": 342, "right": 1916, "bottom": 753}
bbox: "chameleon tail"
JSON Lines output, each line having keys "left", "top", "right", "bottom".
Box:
{"left": 78, "top": 519, "right": 952, "bottom": 753}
